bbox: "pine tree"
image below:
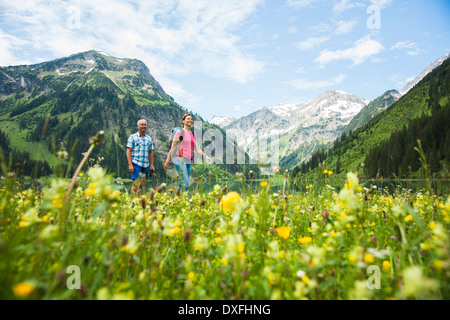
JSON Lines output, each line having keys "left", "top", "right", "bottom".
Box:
{"left": 427, "top": 147, "right": 440, "bottom": 175}
{"left": 335, "top": 155, "right": 341, "bottom": 175}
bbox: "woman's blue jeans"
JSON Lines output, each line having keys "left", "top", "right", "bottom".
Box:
{"left": 173, "top": 158, "right": 192, "bottom": 192}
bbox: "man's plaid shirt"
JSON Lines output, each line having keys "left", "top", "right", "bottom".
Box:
{"left": 127, "top": 132, "right": 154, "bottom": 168}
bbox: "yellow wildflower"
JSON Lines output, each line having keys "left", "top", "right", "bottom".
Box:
{"left": 111, "top": 190, "right": 120, "bottom": 199}
{"left": 85, "top": 188, "right": 95, "bottom": 197}
{"left": 276, "top": 226, "right": 291, "bottom": 240}
{"left": 298, "top": 236, "right": 312, "bottom": 245}
{"left": 364, "top": 253, "right": 375, "bottom": 264}
{"left": 267, "top": 274, "right": 275, "bottom": 285}
{"left": 13, "top": 282, "right": 35, "bottom": 298}
{"left": 382, "top": 260, "right": 391, "bottom": 272}
{"left": 433, "top": 260, "right": 443, "bottom": 270}
{"left": 103, "top": 185, "right": 111, "bottom": 196}
{"left": 221, "top": 191, "right": 242, "bottom": 213}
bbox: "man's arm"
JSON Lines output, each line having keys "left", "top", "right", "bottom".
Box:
{"left": 149, "top": 149, "right": 154, "bottom": 171}
{"left": 127, "top": 148, "right": 134, "bottom": 172}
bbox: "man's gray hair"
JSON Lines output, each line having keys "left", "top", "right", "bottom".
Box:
{"left": 137, "top": 119, "right": 147, "bottom": 126}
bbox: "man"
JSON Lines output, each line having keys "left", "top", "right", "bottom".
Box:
{"left": 126, "top": 119, "right": 155, "bottom": 196}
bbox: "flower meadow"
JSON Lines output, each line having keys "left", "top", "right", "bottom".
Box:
{"left": 1, "top": 164, "right": 449, "bottom": 300}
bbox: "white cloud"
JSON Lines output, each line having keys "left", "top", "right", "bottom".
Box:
{"left": 315, "top": 35, "right": 384, "bottom": 67}
{"left": 333, "top": 0, "right": 362, "bottom": 14}
{"left": 0, "top": 29, "right": 32, "bottom": 66}
{"left": 0, "top": 0, "right": 265, "bottom": 86}
{"left": 286, "top": 73, "right": 346, "bottom": 90}
{"left": 390, "top": 41, "right": 425, "bottom": 56}
{"left": 389, "top": 73, "right": 414, "bottom": 88}
{"left": 287, "top": 0, "right": 321, "bottom": 8}
{"left": 370, "top": 0, "right": 392, "bottom": 9}
{"left": 288, "top": 26, "right": 298, "bottom": 34}
{"left": 294, "top": 36, "right": 329, "bottom": 51}
{"left": 406, "top": 48, "right": 426, "bottom": 56}
{"left": 308, "top": 23, "right": 332, "bottom": 33}
{"left": 161, "top": 76, "right": 200, "bottom": 108}
{"left": 334, "top": 19, "right": 358, "bottom": 35}
{"left": 391, "top": 41, "right": 417, "bottom": 50}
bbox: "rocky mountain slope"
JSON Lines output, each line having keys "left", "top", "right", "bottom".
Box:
{"left": 401, "top": 52, "right": 450, "bottom": 96}
{"left": 342, "top": 89, "right": 401, "bottom": 135}
{"left": 213, "top": 90, "right": 368, "bottom": 168}
{"left": 0, "top": 50, "right": 206, "bottom": 177}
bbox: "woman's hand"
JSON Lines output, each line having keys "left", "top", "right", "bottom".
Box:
{"left": 163, "top": 160, "right": 169, "bottom": 172}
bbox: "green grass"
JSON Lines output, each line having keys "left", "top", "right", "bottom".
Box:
{"left": 0, "top": 156, "right": 448, "bottom": 300}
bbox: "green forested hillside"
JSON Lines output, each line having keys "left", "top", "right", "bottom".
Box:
{"left": 342, "top": 89, "right": 400, "bottom": 135}
{"left": 0, "top": 50, "right": 258, "bottom": 180}
{"left": 292, "top": 56, "right": 450, "bottom": 179}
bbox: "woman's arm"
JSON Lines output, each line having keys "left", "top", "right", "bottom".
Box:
{"left": 195, "top": 142, "right": 211, "bottom": 163}
{"left": 163, "top": 139, "right": 179, "bottom": 171}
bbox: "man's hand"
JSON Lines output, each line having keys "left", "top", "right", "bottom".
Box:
{"left": 129, "top": 164, "right": 134, "bottom": 173}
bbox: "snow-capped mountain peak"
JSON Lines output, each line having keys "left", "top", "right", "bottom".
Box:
{"left": 216, "top": 90, "right": 368, "bottom": 167}
{"left": 268, "top": 103, "right": 303, "bottom": 118}
{"left": 210, "top": 115, "right": 237, "bottom": 127}
{"left": 401, "top": 52, "right": 450, "bottom": 96}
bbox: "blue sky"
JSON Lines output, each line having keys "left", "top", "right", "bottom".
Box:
{"left": 1, "top": 0, "right": 449, "bottom": 121}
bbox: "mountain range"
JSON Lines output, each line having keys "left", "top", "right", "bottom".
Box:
{"left": 400, "top": 52, "right": 450, "bottom": 96}
{"left": 211, "top": 52, "right": 450, "bottom": 169}
{"left": 212, "top": 90, "right": 369, "bottom": 168}
{"left": 0, "top": 50, "right": 212, "bottom": 178}
{"left": 1, "top": 50, "right": 449, "bottom": 179}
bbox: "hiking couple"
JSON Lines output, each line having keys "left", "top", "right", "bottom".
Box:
{"left": 126, "top": 114, "right": 211, "bottom": 196}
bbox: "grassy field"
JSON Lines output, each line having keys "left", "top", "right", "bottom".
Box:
{"left": 0, "top": 156, "right": 449, "bottom": 300}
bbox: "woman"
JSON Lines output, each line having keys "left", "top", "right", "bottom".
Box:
{"left": 163, "top": 113, "right": 211, "bottom": 192}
